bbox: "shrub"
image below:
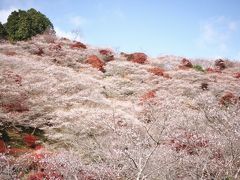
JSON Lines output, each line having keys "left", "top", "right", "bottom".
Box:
{"left": 99, "top": 49, "right": 114, "bottom": 62}
{"left": 140, "top": 90, "right": 156, "bottom": 102}
{"left": 219, "top": 92, "right": 237, "bottom": 106}
{"left": 6, "top": 10, "right": 32, "bottom": 41}
{"left": 201, "top": 82, "right": 208, "bottom": 90}
{"left": 86, "top": 55, "right": 105, "bottom": 72}
{"left": 70, "top": 41, "right": 87, "bottom": 49}
{"left": 127, "top": 52, "right": 147, "bottom": 64}
{"left": 193, "top": 64, "right": 204, "bottom": 72}
{"left": 0, "top": 22, "right": 7, "bottom": 39}
{"left": 180, "top": 58, "right": 193, "bottom": 68}
{"left": 148, "top": 67, "right": 164, "bottom": 76}
{"left": 169, "top": 131, "right": 209, "bottom": 155}
{"left": 5, "top": 8, "right": 53, "bottom": 41}
{"left": 27, "top": 8, "right": 53, "bottom": 36}
{"left": 1, "top": 98, "right": 29, "bottom": 113}
{"left": 215, "top": 59, "right": 226, "bottom": 70}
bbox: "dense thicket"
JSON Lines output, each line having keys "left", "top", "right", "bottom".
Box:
{"left": 0, "top": 22, "right": 7, "bottom": 39}
{"left": 3, "top": 8, "right": 53, "bottom": 41}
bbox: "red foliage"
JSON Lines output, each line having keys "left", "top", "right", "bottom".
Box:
{"left": 169, "top": 131, "right": 209, "bottom": 155}
{"left": 34, "top": 145, "right": 43, "bottom": 150}
{"left": 127, "top": 52, "right": 147, "bottom": 64}
{"left": 148, "top": 67, "right": 164, "bottom": 76}
{"left": 180, "top": 58, "right": 193, "bottom": 68}
{"left": 1, "top": 101, "right": 29, "bottom": 113}
{"left": 0, "top": 141, "right": 30, "bottom": 155}
{"left": 99, "top": 49, "right": 114, "bottom": 62}
{"left": 219, "top": 92, "right": 237, "bottom": 106}
{"left": 148, "top": 67, "right": 172, "bottom": 79}
{"left": 28, "top": 172, "right": 46, "bottom": 180}
{"left": 99, "top": 49, "right": 112, "bottom": 55}
{"left": 28, "top": 171, "right": 63, "bottom": 180}
{"left": 70, "top": 41, "right": 87, "bottom": 49}
{"left": 233, "top": 72, "right": 240, "bottom": 79}
{"left": 141, "top": 90, "right": 156, "bottom": 102}
{"left": 23, "top": 134, "right": 37, "bottom": 148}
{"left": 86, "top": 55, "right": 105, "bottom": 72}
{"left": 32, "top": 152, "right": 45, "bottom": 160}
{"left": 24, "top": 152, "right": 64, "bottom": 180}
{"left": 0, "top": 140, "right": 7, "bottom": 153}
{"left": 1, "top": 90, "right": 29, "bottom": 113}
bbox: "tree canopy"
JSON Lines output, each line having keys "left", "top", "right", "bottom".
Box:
{"left": 3, "top": 8, "right": 53, "bottom": 41}
{"left": 0, "top": 22, "right": 7, "bottom": 39}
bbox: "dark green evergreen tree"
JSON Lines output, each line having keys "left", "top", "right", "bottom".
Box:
{"left": 27, "top": 8, "right": 53, "bottom": 36}
{"left": 15, "top": 10, "right": 32, "bottom": 40}
{"left": 0, "top": 22, "right": 7, "bottom": 39}
{"left": 5, "top": 8, "right": 54, "bottom": 41}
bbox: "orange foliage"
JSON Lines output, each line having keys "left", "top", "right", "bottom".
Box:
{"left": 86, "top": 55, "right": 105, "bottom": 72}
{"left": 141, "top": 90, "right": 156, "bottom": 102}
{"left": 70, "top": 41, "right": 87, "bottom": 49}
{"left": 148, "top": 67, "right": 171, "bottom": 79}
{"left": 127, "top": 52, "right": 147, "bottom": 64}
{"left": 148, "top": 67, "right": 164, "bottom": 76}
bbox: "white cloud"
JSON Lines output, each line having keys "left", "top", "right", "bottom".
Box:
{"left": 55, "top": 27, "right": 84, "bottom": 42}
{"left": 69, "top": 16, "right": 86, "bottom": 27}
{"left": 197, "top": 16, "right": 238, "bottom": 54}
{"left": 0, "top": 7, "right": 18, "bottom": 23}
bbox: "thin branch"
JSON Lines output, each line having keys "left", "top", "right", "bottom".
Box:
{"left": 124, "top": 150, "right": 138, "bottom": 169}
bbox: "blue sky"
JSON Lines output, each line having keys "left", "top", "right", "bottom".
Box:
{"left": 0, "top": 0, "right": 240, "bottom": 59}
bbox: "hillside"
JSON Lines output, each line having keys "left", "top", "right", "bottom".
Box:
{"left": 0, "top": 34, "right": 240, "bottom": 180}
